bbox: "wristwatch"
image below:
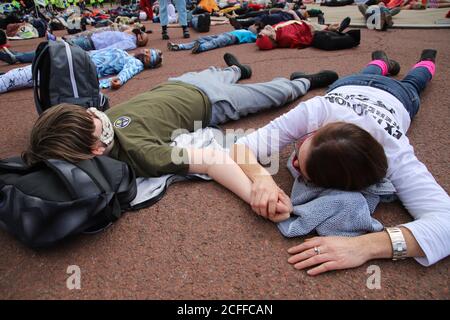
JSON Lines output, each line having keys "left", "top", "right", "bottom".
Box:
{"left": 385, "top": 227, "right": 407, "bottom": 260}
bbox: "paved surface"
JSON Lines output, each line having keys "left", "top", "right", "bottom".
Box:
{"left": 0, "top": 17, "right": 449, "bottom": 299}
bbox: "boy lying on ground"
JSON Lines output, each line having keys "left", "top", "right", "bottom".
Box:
{"left": 0, "top": 47, "right": 162, "bottom": 93}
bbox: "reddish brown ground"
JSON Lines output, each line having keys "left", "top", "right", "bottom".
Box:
{"left": 0, "top": 23, "right": 449, "bottom": 299}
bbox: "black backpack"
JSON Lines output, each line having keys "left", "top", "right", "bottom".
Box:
{"left": 312, "top": 29, "right": 361, "bottom": 51}
{"left": 191, "top": 13, "right": 210, "bottom": 33}
{"left": 0, "top": 156, "right": 137, "bottom": 248}
{"left": 32, "top": 40, "right": 109, "bottom": 115}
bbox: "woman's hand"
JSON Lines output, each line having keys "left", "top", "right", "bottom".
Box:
{"left": 287, "top": 236, "right": 372, "bottom": 276}
{"left": 111, "top": 77, "right": 122, "bottom": 90}
{"left": 269, "top": 191, "right": 293, "bottom": 223}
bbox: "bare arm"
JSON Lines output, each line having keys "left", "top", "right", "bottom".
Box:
{"left": 230, "top": 144, "right": 291, "bottom": 220}
{"left": 288, "top": 227, "right": 425, "bottom": 276}
{"left": 187, "top": 147, "right": 291, "bottom": 220}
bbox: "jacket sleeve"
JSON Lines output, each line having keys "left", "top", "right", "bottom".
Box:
{"left": 389, "top": 141, "right": 450, "bottom": 266}
{"left": 116, "top": 56, "right": 144, "bottom": 86}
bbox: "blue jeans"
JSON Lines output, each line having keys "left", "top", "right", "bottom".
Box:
{"left": 159, "top": 0, "right": 188, "bottom": 26}
{"left": 179, "top": 33, "right": 237, "bottom": 53}
{"left": 0, "top": 50, "right": 35, "bottom": 63}
{"left": 66, "top": 35, "right": 95, "bottom": 51}
{"left": 328, "top": 64, "right": 432, "bottom": 119}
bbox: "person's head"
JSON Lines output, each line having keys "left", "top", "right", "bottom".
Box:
{"left": 134, "top": 29, "right": 148, "bottom": 47}
{"left": 134, "top": 48, "right": 163, "bottom": 69}
{"left": 259, "top": 25, "right": 276, "bottom": 40}
{"left": 293, "top": 122, "right": 388, "bottom": 191}
{"left": 22, "top": 104, "right": 113, "bottom": 166}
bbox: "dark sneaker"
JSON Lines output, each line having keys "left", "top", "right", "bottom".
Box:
{"left": 162, "top": 26, "right": 169, "bottom": 40}
{"left": 371, "top": 50, "right": 400, "bottom": 76}
{"left": 290, "top": 70, "right": 339, "bottom": 89}
{"left": 167, "top": 42, "right": 180, "bottom": 51}
{"left": 419, "top": 49, "right": 437, "bottom": 63}
{"left": 182, "top": 26, "right": 190, "bottom": 38}
{"left": 337, "top": 17, "right": 351, "bottom": 33}
{"left": 191, "top": 41, "right": 201, "bottom": 54}
{"left": 223, "top": 52, "right": 252, "bottom": 80}
{"left": 0, "top": 48, "right": 17, "bottom": 65}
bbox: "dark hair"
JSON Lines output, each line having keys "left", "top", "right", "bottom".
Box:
{"left": 22, "top": 104, "right": 97, "bottom": 166}
{"left": 305, "top": 122, "right": 388, "bottom": 191}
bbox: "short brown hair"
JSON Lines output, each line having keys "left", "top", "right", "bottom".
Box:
{"left": 22, "top": 104, "right": 97, "bottom": 166}
{"left": 305, "top": 122, "right": 388, "bottom": 191}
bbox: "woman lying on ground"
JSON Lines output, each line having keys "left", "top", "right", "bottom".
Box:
{"left": 231, "top": 49, "right": 450, "bottom": 275}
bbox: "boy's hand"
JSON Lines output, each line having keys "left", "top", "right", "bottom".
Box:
{"left": 111, "top": 77, "right": 122, "bottom": 90}
{"left": 251, "top": 175, "right": 281, "bottom": 218}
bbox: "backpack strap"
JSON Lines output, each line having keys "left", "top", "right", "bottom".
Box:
{"left": 45, "top": 159, "right": 122, "bottom": 222}
{"left": 44, "top": 159, "right": 100, "bottom": 199}
{"left": 32, "top": 41, "right": 50, "bottom": 114}
{"left": 62, "top": 40, "right": 80, "bottom": 99}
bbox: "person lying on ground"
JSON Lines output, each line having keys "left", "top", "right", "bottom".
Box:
{"left": 167, "top": 29, "right": 256, "bottom": 54}
{"left": 232, "top": 49, "right": 450, "bottom": 275}
{"left": 22, "top": 53, "right": 339, "bottom": 223}
{"left": 47, "top": 25, "right": 148, "bottom": 51}
{"left": 255, "top": 17, "right": 351, "bottom": 50}
{"left": 229, "top": 6, "right": 325, "bottom": 31}
{"left": 0, "top": 23, "right": 149, "bottom": 65}
{"left": 0, "top": 47, "right": 162, "bottom": 93}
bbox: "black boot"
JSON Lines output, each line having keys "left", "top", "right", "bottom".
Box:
{"left": 337, "top": 17, "right": 351, "bottom": 33}
{"left": 290, "top": 70, "right": 339, "bottom": 89}
{"left": 419, "top": 49, "right": 437, "bottom": 62}
{"left": 223, "top": 52, "right": 252, "bottom": 80}
{"left": 371, "top": 50, "right": 400, "bottom": 76}
{"left": 182, "top": 26, "right": 190, "bottom": 38}
{"left": 162, "top": 26, "right": 169, "bottom": 40}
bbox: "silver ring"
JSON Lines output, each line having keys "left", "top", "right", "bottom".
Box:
{"left": 314, "top": 246, "right": 320, "bottom": 255}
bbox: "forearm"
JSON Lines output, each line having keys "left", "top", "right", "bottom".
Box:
{"left": 187, "top": 148, "right": 252, "bottom": 203}
{"left": 362, "top": 227, "right": 425, "bottom": 260}
{"left": 117, "top": 60, "right": 143, "bottom": 85}
{"left": 230, "top": 143, "right": 272, "bottom": 182}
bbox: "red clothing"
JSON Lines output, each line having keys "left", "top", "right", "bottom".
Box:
{"left": 247, "top": 3, "right": 265, "bottom": 11}
{"left": 140, "top": 0, "right": 153, "bottom": 20}
{"left": 274, "top": 21, "right": 313, "bottom": 49}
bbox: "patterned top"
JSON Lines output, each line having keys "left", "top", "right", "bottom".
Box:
{"left": 89, "top": 48, "right": 144, "bottom": 89}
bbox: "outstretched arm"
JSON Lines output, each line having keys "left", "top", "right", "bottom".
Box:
{"left": 287, "top": 227, "right": 425, "bottom": 276}
{"left": 187, "top": 147, "right": 291, "bottom": 221}
{"left": 231, "top": 143, "right": 289, "bottom": 220}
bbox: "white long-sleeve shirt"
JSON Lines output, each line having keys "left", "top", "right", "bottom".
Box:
{"left": 236, "top": 85, "right": 450, "bottom": 266}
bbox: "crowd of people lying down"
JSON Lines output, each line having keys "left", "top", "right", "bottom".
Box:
{"left": 0, "top": 0, "right": 449, "bottom": 276}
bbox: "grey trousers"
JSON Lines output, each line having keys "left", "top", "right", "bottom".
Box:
{"left": 169, "top": 66, "right": 310, "bottom": 125}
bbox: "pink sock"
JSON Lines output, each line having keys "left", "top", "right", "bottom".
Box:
{"left": 413, "top": 61, "right": 436, "bottom": 78}
{"left": 368, "top": 60, "right": 389, "bottom": 76}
